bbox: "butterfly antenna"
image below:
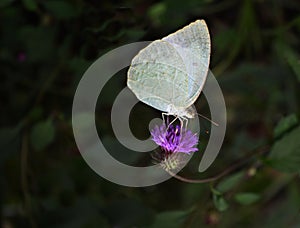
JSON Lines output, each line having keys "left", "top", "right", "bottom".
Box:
{"left": 197, "top": 113, "right": 219, "bottom": 127}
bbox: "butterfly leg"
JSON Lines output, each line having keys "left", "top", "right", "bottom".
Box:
{"left": 179, "top": 116, "right": 188, "bottom": 131}
{"left": 166, "top": 115, "right": 178, "bottom": 131}
{"left": 162, "top": 112, "right": 171, "bottom": 126}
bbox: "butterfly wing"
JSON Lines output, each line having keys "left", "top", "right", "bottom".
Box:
{"left": 127, "top": 40, "right": 190, "bottom": 113}
{"left": 127, "top": 20, "right": 211, "bottom": 114}
{"left": 162, "top": 20, "right": 211, "bottom": 107}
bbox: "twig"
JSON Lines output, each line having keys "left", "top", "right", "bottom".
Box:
{"left": 21, "top": 132, "right": 37, "bottom": 228}
{"left": 168, "top": 145, "right": 269, "bottom": 184}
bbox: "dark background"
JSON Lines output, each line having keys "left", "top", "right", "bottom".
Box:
{"left": 1, "top": 0, "right": 300, "bottom": 227}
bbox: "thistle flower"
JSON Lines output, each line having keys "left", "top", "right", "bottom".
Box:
{"left": 150, "top": 123, "right": 199, "bottom": 173}
{"left": 150, "top": 123, "right": 199, "bottom": 154}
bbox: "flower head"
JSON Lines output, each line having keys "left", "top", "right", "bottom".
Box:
{"left": 150, "top": 123, "right": 199, "bottom": 154}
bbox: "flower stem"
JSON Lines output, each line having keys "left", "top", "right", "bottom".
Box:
{"left": 169, "top": 145, "right": 269, "bottom": 184}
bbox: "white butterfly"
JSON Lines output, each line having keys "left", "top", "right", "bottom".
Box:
{"left": 127, "top": 20, "right": 211, "bottom": 124}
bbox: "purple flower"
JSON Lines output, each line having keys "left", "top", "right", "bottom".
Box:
{"left": 150, "top": 123, "right": 199, "bottom": 154}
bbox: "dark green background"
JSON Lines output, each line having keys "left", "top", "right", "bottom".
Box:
{"left": 1, "top": 0, "right": 300, "bottom": 227}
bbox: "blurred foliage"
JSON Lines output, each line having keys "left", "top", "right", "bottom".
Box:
{"left": 1, "top": 0, "right": 300, "bottom": 227}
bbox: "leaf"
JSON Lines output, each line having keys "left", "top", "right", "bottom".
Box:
{"left": 22, "top": 0, "right": 38, "bottom": 11}
{"left": 267, "top": 126, "right": 300, "bottom": 172}
{"left": 285, "top": 48, "right": 300, "bottom": 82}
{"left": 213, "top": 194, "right": 228, "bottom": 212}
{"left": 234, "top": 192, "right": 260, "bottom": 205}
{"left": 210, "top": 186, "right": 222, "bottom": 196}
{"left": 275, "top": 41, "right": 300, "bottom": 82}
{"left": 43, "top": 1, "right": 79, "bottom": 19}
{"left": 30, "top": 119, "right": 55, "bottom": 151}
{"left": 28, "top": 106, "right": 43, "bottom": 121}
{"left": 150, "top": 209, "right": 192, "bottom": 228}
{"left": 274, "top": 114, "right": 298, "bottom": 138}
{"left": 216, "top": 172, "right": 244, "bottom": 193}
{"left": 147, "top": 2, "right": 166, "bottom": 26}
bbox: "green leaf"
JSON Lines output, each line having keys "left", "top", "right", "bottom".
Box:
{"left": 285, "top": 49, "right": 300, "bottom": 82}
{"left": 22, "top": 0, "right": 38, "bottom": 11}
{"left": 276, "top": 41, "right": 300, "bottom": 82}
{"left": 43, "top": 1, "right": 79, "bottom": 19}
{"left": 213, "top": 194, "right": 229, "bottom": 212}
{"left": 274, "top": 114, "right": 298, "bottom": 138}
{"left": 234, "top": 192, "right": 260, "bottom": 205}
{"left": 267, "top": 126, "right": 300, "bottom": 172}
{"left": 151, "top": 209, "right": 192, "bottom": 228}
{"left": 210, "top": 186, "right": 222, "bottom": 196}
{"left": 216, "top": 172, "right": 244, "bottom": 193}
{"left": 30, "top": 119, "right": 55, "bottom": 151}
{"left": 148, "top": 2, "right": 166, "bottom": 26}
{"left": 28, "top": 106, "right": 43, "bottom": 121}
